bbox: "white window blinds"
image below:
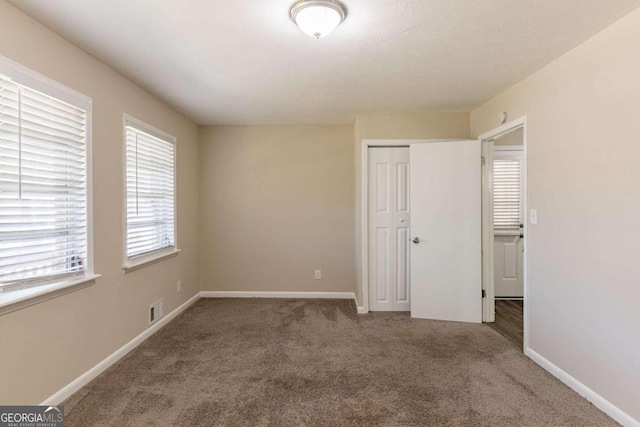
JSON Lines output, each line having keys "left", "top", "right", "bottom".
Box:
{"left": 125, "top": 122, "right": 175, "bottom": 261}
{"left": 0, "top": 75, "right": 88, "bottom": 292}
{"left": 493, "top": 157, "right": 522, "bottom": 232}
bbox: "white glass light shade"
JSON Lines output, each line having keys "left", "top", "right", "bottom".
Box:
{"left": 290, "top": 1, "right": 347, "bottom": 39}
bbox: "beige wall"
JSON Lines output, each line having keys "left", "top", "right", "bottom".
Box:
{"left": 199, "top": 125, "right": 354, "bottom": 293}
{"left": 471, "top": 7, "right": 640, "bottom": 421}
{"left": 0, "top": 2, "right": 200, "bottom": 404}
{"left": 353, "top": 112, "right": 471, "bottom": 306}
{"left": 494, "top": 127, "right": 523, "bottom": 146}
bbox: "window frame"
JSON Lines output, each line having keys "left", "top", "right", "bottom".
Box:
{"left": 122, "top": 114, "right": 179, "bottom": 272}
{"left": 0, "top": 55, "right": 98, "bottom": 314}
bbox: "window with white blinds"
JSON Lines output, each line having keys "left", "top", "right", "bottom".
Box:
{"left": 493, "top": 156, "right": 522, "bottom": 232}
{"left": 124, "top": 117, "right": 175, "bottom": 264}
{"left": 0, "top": 72, "right": 90, "bottom": 293}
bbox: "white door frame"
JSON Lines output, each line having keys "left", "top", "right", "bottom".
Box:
{"left": 478, "top": 116, "right": 528, "bottom": 351}
{"left": 360, "top": 139, "right": 455, "bottom": 314}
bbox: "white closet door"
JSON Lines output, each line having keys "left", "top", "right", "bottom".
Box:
{"left": 368, "top": 147, "right": 410, "bottom": 311}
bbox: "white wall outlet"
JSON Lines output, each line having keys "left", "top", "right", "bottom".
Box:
{"left": 314, "top": 270, "right": 322, "bottom": 280}
{"left": 149, "top": 298, "right": 164, "bottom": 325}
{"left": 530, "top": 209, "right": 538, "bottom": 224}
{"left": 177, "top": 280, "right": 182, "bottom": 293}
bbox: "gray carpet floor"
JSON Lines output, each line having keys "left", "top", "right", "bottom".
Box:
{"left": 63, "top": 299, "right": 616, "bottom": 426}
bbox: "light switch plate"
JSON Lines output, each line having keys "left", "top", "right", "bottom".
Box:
{"left": 530, "top": 209, "right": 538, "bottom": 224}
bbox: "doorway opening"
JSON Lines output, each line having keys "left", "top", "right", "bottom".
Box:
{"left": 480, "top": 117, "right": 528, "bottom": 351}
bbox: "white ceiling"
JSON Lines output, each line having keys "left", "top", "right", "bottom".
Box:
{"left": 10, "top": 0, "right": 640, "bottom": 125}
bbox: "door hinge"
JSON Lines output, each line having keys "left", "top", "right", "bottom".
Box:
{"left": 481, "top": 156, "right": 486, "bottom": 166}
{"left": 482, "top": 289, "right": 486, "bottom": 298}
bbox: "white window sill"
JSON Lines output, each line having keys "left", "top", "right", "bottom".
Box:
{"left": 495, "top": 230, "right": 522, "bottom": 236}
{"left": 123, "top": 248, "right": 181, "bottom": 273}
{"left": 0, "top": 274, "right": 101, "bottom": 316}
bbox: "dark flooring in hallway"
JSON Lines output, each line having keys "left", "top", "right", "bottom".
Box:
{"left": 488, "top": 299, "right": 524, "bottom": 348}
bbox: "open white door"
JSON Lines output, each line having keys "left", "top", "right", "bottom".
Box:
{"left": 410, "top": 140, "right": 482, "bottom": 323}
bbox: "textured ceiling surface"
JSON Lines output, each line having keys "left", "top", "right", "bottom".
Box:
{"left": 10, "top": 0, "right": 640, "bottom": 125}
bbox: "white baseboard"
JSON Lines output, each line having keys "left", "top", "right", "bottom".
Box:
{"left": 40, "top": 292, "right": 201, "bottom": 406}
{"left": 353, "top": 294, "right": 368, "bottom": 314}
{"left": 525, "top": 348, "right": 639, "bottom": 427}
{"left": 200, "top": 291, "right": 356, "bottom": 300}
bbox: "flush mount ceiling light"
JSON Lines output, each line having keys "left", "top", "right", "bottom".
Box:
{"left": 290, "top": 0, "right": 347, "bottom": 39}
